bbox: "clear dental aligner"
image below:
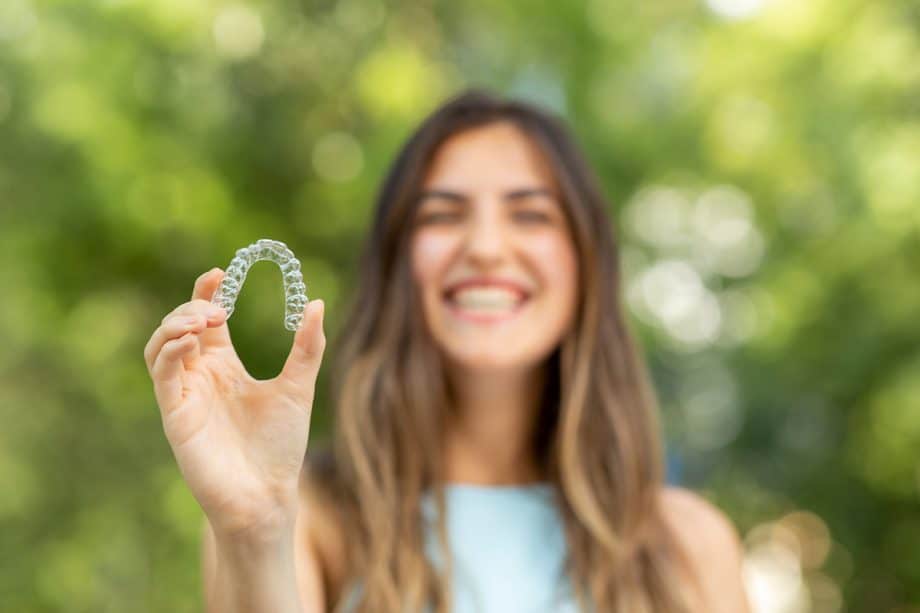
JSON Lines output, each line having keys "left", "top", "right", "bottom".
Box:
{"left": 210, "top": 238, "right": 309, "bottom": 331}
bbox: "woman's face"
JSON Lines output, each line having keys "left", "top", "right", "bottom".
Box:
{"left": 410, "top": 121, "right": 579, "bottom": 373}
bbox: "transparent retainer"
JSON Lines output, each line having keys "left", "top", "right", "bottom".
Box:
{"left": 210, "top": 238, "right": 309, "bottom": 331}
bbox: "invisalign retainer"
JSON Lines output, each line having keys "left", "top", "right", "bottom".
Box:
{"left": 210, "top": 238, "right": 309, "bottom": 331}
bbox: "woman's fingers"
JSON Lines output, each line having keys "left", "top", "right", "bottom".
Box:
{"left": 158, "top": 266, "right": 225, "bottom": 329}
{"left": 193, "top": 267, "right": 224, "bottom": 301}
{"left": 147, "top": 304, "right": 224, "bottom": 372}
{"left": 144, "top": 314, "right": 206, "bottom": 373}
{"left": 160, "top": 298, "right": 229, "bottom": 355}
{"left": 150, "top": 332, "right": 199, "bottom": 415}
{"left": 191, "top": 268, "right": 233, "bottom": 349}
{"left": 161, "top": 299, "right": 226, "bottom": 327}
{"left": 278, "top": 299, "right": 326, "bottom": 400}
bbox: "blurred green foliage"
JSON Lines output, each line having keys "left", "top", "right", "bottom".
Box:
{"left": 1, "top": 0, "right": 919, "bottom": 611}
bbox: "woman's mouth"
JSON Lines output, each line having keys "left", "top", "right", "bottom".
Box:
{"left": 443, "top": 287, "right": 530, "bottom": 324}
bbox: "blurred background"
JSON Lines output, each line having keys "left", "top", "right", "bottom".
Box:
{"left": 1, "top": 0, "right": 918, "bottom": 611}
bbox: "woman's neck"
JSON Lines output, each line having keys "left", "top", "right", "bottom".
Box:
{"left": 442, "top": 363, "right": 547, "bottom": 486}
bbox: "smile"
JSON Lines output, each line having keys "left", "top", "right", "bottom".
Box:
{"left": 443, "top": 287, "right": 530, "bottom": 324}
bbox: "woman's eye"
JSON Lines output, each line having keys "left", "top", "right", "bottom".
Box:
{"left": 514, "top": 211, "right": 550, "bottom": 223}
{"left": 419, "top": 212, "right": 462, "bottom": 224}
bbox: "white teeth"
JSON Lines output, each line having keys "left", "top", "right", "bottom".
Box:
{"left": 449, "top": 287, "right": 523, "bottom": 311}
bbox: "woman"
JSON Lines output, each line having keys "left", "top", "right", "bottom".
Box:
{"left": 144, "top": 89, "right": 750, "bottom": 612}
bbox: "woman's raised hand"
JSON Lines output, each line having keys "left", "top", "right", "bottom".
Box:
{"left": 144, "top": 268, "right": 326, "bottom": 540}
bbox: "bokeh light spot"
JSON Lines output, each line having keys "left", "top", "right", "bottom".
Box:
{"left": 312, "top": 131, "right": 364, "bottom": 183}
{"left": 355, "top": 42, "right": 447, "bottom": 119}
{"left": 0, "top": 0, "right": 37, "bottom": 42}
{"left": 706, "top": 0, "right": 770, "bottom": 21}
{"left": 213, "top": 4, "right": 265, "bottom": 60}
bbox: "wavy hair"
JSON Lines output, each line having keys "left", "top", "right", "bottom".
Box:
{"left": 308, "top": 88, "right": 699, "bottom": 613}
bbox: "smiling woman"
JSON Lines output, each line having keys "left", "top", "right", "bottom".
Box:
{"left": 298, "top": 90, "right": 750, "bottom": 612}
{"left": 147, "top": 88, "right": 748, "bottom": 613}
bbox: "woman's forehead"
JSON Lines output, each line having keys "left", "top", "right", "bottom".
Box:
{"left": 422, "top": 122, "right": 559, "bottom": 191}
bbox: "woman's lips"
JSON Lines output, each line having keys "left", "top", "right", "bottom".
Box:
{"left": 443, "top": 296, "right": 530, "bottom": 324}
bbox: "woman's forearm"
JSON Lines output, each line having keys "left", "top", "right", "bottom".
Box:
{"left": 208, "top": 522, "right": 304, "bottom": 613}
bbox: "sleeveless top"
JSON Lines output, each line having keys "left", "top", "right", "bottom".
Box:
{"left": 341, "top": 482, "right": 580, "bottom": 612}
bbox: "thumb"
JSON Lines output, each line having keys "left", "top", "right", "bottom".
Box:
{"left": 279, "top": 299, "right": 326, "bottom": 391}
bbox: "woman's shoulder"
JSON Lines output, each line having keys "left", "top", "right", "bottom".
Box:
{"left": 657, "top": 486, "right": 742, "bottom": 551}
{"left": 656, "top": 486, "right": 751, "bottom": 613}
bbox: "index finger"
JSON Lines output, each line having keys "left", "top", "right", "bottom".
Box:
{"left": 193, "top": 267, "right": 224, "bottom": 302}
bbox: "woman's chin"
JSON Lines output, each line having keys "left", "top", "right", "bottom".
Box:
{"left": 441, "top": 347, "right": 540, "bottom": 373}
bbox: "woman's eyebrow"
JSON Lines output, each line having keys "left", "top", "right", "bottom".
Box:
{"left": 417, "top": 189, "right": 468, "bottom": 204}
{"left": 504, "top": 187, "right": 555, "bottom": 201}
{"left": 417, "top": 187, "right": 556, "bottom": 204}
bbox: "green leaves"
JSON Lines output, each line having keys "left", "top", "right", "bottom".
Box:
{"left": 2, "top": 0, "right": 918, "bottom": 609}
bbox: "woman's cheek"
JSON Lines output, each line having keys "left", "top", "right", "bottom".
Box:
{"left": 527, "top": 232, "right": 576, "bottom": 282}
{"left": 528, "top": 231, "right": 579, "bottom": 330}
{"left": 411, "top": 231, "right": 457, "bottom": 284}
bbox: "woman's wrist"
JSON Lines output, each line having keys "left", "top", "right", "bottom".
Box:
{"left": 211, "top": 520, "right": 303, "bottom": 613}
{"left": 208, "top": 493, "right": 299, "bottom": 545}
{"left": 211, "top": 507, "right": 297, "bottom": 554}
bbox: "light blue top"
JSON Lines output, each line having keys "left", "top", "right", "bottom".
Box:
{"left": 342, "top": 482, "right": 580, "bottom": 613}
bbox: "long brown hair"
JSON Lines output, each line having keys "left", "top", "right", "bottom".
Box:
{"left": 308, "top": 89, "right": 699, "bottom": 612}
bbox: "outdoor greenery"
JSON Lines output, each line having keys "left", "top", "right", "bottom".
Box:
{"left": 1, "top": 0, "right": 919, "bottom": 611}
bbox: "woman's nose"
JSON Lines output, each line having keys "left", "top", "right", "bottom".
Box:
{"left": 464, "top": 208, "right": 509, "bottom": 265}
